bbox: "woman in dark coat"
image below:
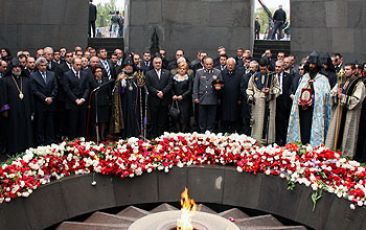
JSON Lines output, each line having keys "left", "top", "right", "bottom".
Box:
{"left": 89, "top": 65, "right": 111, "bottom": 140}
{"left": 171, "top": 62, "right": 193, "bottom": 132}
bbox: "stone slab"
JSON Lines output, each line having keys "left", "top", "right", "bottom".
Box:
{"left": 0, "top": 198, "right": 32, "bottom": 230}
{"left": 187, "top": 166, "right": 225, "bottom": 203}
{"left": 113, "top": 172, "right": 159, "bottom": 206}
{"left": 294, "top": 188, "right": 334, "bottom": 230}
{"left": 323, "top": 197, "right": 365, "bottom": 230}
{"left": 24, "top": 180, "right": 68, "bottom": 229}
{"left": 257, "top": 175, "right": 302, "bottom": 221}
{"left": 223, "top": 169, "right": 262, "bottom": 209}
{"left": 158, "top": 167, "right": 188, "bottom": 202}
{"left": 291, "top": 1, "right": 326, "bottom": 28}
{"left": 0, "top": 0, "right": 88, "bottom": 55}
{"left": 60, "top": 174, "right": 116, "bottom": 218}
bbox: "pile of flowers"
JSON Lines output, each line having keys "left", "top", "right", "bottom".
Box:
{"left": 0, "top": 132, "right": 365, "bottom": 209}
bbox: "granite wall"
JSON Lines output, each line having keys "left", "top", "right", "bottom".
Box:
{"left": 291, "top": 0, "right": 366, "bottom": 61}
{"left": 124, "top": 0, "right": 254, "bottom": 60}
{"left": 0, "top": 0, "right": 88, "bottom": 55}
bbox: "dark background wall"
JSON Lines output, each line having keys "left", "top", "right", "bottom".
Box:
{"left": 0, "top": 0, "right": 365, "bottom": 62}
{"left": 291, "top": 0, "right": 366, "bottom": 62}
{"left": 124, "top": 0, "right": 253, "bottom": 60}
{"left": 0, "top": 0, "right": 88, "bottom": 55}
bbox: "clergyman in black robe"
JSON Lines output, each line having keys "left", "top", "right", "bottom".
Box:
{"left": 2, "top": 59, "right": 33, "bottom": 154}
{"left": 119, "top": 59, "right": 144, "bottom": 138}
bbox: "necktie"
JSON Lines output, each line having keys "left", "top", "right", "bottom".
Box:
{"left": 42, "top": 72, "right": 47, "bottom": 83}
{"left": 76, "top": 72, "right": 80, "bottom": 79}
{"left": 104, "top": 61, "right": 111, "bottom": 80}
{"left": 156, "top": 70, "right": 161, "bottom": 80}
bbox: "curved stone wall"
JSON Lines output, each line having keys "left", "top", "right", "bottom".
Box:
{"left": 0, "top": 166, "right": 364, "bottom": 230}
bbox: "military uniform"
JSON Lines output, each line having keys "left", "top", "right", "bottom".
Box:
{"left": 193, "top": 68, "right": 222, "bottom": 132}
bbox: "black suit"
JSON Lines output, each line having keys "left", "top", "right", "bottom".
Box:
{"left": 31, "top": 71, "right": 58, "bottom": 145}
{"left": 141, "top": 61, "right": 153, "bottom": 73}
{"left": 47, "top": 61, "right": 59, "bottom": 72}
{"left": 63, "top": 69, "right": 90, "bottom": 138}
{"left": 240, "top": 71, "right": 255, "bottom": 135}
{"left": 54, "top": 62, "right": 72, "bottom": 138}
{"left": 145, "top": 68, "right": 172, "bottom": 138}
{"left": 89, "top": 3, "right": 97, "bottom": 37}
{"left": 290, "top": 73, "right": 302, "bottom": 96}
{"left": 221, "top": 68, "right": 244, "bottom": 133}
{"left": 275, "top": 72, "right": 292, "bottom": 146}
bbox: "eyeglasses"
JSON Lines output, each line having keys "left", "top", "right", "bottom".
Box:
{"left": 299, "top": 68, "right": 304, "bottom": 70}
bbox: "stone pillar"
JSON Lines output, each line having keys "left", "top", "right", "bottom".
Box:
{"left": 291, "top": 0, "right": 366, "bottom": 61}
{"left": 0, "top": 0, "right": 88, "bottom": 55}
{"left": 125, "top": 0, "right": 252, "bottom": 60}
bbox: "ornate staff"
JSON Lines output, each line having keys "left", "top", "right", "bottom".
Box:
{"left": 333, "top": 68, "right": 346, "bottom": 151}
{"left": 135, "top": 70, "right": 146, "bottom": 138}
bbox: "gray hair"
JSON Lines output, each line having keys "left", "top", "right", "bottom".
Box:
{"left": 226, "top": 57, "right": 236, "bottom": 65}
{"left": 35, "top": 56, "right": 48, "bottom": 67}
{"left": 43, "top": 47, "right": 54, "bottom": 54}
{"left": 250, "top": 60, "right": 259, "bottom": 67}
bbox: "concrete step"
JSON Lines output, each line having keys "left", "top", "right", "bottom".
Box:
{"left": 150, "top": 203, "right": 178, "bottom": 213}
{"left": 196, "top": 204, "right": 217, "bottom": 214}
{"left": 236, "top": 214, "right": 283, "bottom": 227}
{"left": 116, "top": 206, "right": 150, "bottom": 220}
{"left": 84, "top": 211, "right": 135, "bottom": 225}
{"left": 219, "top": 208, "right": 250, "bottom": 220}
{"left": 56, "top": 222, "right": 129, "bottom": 230}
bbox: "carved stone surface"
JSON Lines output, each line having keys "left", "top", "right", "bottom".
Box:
{"left": 0, "top": 166, "right": 365, "bottom": 229}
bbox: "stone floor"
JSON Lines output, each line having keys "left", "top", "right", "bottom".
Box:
{"left": 56, "top": 203, "right": 307, "bottom": 230}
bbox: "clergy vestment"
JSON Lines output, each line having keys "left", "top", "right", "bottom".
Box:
{"left": 2, "top": 74, "right": 34, "bottom": 154}
{"left": 325, "top": 77, "right": 365, "bottom": 158}
{"left": 246, "top": 72, "right": 280, "bottom": 144}
{"left": 287, "top": 72, "right": 331, "bottom": 147}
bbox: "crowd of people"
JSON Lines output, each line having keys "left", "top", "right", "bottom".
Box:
{"left": 0, "top": 45, "right": 366, "bottom": 163}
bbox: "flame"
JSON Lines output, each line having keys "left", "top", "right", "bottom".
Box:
{"left": 177, "top": 187, "right": 196, "bottom": 230}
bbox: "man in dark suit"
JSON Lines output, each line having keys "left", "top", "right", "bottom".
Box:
{"left": 63, "top": 58, "right": 90, "bottom": 139}
{"left": 221, "top": 58, "right": 244, "bottom": 133}
{"left": 89, "top": 0, "right": 97, "bottom": 38}
{"left": 275, "top": 60, "right": 292, "bottom": 146}
{"left": 54, "top": 51, "right": 73, "bottom": 139}
{"left": 31, "top": 57, "right": 58, "bottom": 145}
{"left": 140, "top": 51, "right": 153, "bottom": 73}
{"left": 44, "top": 47, "right": 59, "bottom": 72}
{"left": 98, "top": 48, "right": 114, "bottom": 80}
{"left": 145, "top": 56, "right": 172, "bottom": 138}
{"left": 23, "top": 57, "right": 36, "bottom": 78}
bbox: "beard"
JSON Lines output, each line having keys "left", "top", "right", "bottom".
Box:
{"left": 12, "top": 70, "right": 21, "bottom": 77}
{"left": 123, "top": 68, "right": 134, "bottom": 76}
{"left": 308, "top": 66, "right": 318, "bottom": 77}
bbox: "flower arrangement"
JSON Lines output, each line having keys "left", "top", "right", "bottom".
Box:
{"left": 0, "top": 132, "right": 365, "bottom": 210}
